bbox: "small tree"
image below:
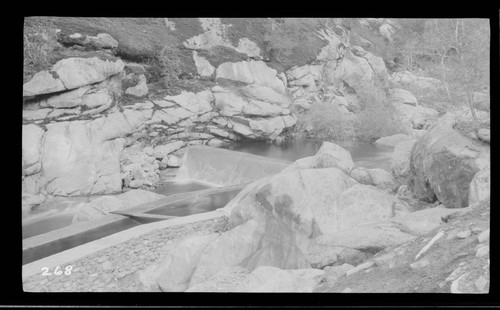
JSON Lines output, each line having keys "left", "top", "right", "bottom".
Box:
{"left": 402, "top": 19, "right": 490, "bottom": 127}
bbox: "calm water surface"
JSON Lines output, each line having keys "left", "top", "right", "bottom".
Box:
{"left": 223, "top": 139, "right": 394, "bottom": 171}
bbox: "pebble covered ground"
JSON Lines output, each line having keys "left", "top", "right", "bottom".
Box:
{"left": 23, "top": 214, "right": 228, "bottom": 292}
{"left": 314, "top": 198, "right": 490, "bottom": 293}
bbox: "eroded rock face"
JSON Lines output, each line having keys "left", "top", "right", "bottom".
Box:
{"left": 33, "top": 108, "right": 152, "bottom": 196}
{"left": 23, "top": 57, "right": 124, "bottom": 97}
{"left": 409, "top": 123, "right": 490, "bottom": 208}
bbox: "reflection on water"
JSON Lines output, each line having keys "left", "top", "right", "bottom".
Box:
{"left": 146, "top": 189, "right": 241, "bottom": 217}
{"left": 22, "top": 213, "right": 75, "bottom": 239}
{"left": 22, "top": 218, "right": 144, "bottom": 265}
{"left": 153, "top": 180, "right": 214, "bottom": 196}
{"left": 223, "top": 139, "right": 395, "bottom": 171}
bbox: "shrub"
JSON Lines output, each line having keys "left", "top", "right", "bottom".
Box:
{"left": 353, "top": 80, "right": 406, "bottom": 141}
{"left": 292, "top": 102, "right": 356, "bottom": 142}
{"left": 23, "top": 17, "right": 61, "bottom": 82}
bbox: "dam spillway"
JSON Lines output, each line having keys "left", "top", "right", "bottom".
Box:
{"left": 175, "top": 145, "right": 292, "bottom": 186}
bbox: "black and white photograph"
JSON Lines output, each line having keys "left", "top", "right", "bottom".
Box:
{"left": 19, "top": 15, "right": 493, "bottom": 305}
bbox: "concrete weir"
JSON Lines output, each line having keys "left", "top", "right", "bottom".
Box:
{"left": 22, "top": 146, "right": 292, "bottom": 291}
{"left": 176, "top": 145, "right": 291, "bottom": 186}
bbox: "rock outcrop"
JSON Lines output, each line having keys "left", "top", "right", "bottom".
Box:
{"left": 409, "top": 122, "right": 490, "bottom": 208}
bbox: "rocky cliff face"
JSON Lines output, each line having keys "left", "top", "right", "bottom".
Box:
{"left": 21, "top": 17, "right": 441, "bottom": 200}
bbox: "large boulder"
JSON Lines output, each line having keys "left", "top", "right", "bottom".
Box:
{"left": 313, "top": 142, "right": 355, "bottom": 173}
{"left": 409, "top": 122, "right": 490, "bottom": 208}
{"left": 188, "top": 218, "right": 310, "bottom": 289}
{"left": 224, "top": 167, "right": 357, "bottom": 238}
